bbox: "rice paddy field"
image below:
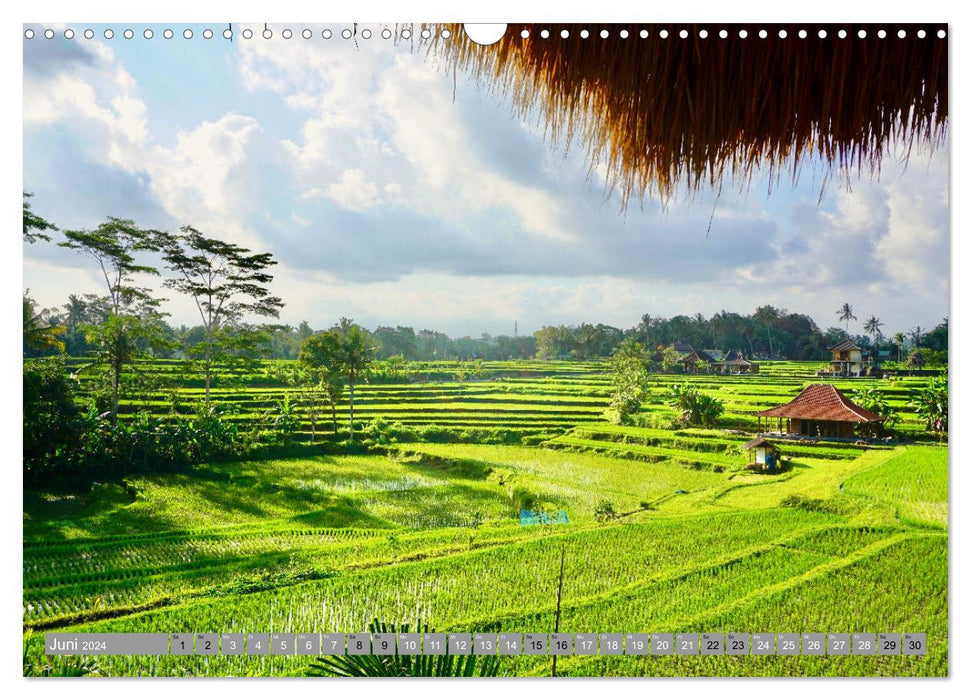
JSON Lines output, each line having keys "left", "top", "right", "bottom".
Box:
{"left": 24, "top": 359, "right": 948, "bottom": 677}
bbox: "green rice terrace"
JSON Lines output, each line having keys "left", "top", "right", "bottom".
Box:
{"left": 24, "top": 359, "right": 948, "bottom": 676}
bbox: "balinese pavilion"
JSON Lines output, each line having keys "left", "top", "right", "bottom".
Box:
{"left": 755, "top": 383, "right": 884, "bottom": 440}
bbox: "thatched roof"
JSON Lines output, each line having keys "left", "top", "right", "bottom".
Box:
{"left": 428, "top": 24, "right": 948, "bottom": 207}
{"left": 683, "top": 350, "right": 714, "bottom": 364}
{"left": 716, "top": 350, "right": 755, "bottom": 365}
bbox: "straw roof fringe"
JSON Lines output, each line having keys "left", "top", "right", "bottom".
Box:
{"left": 429, "top": 24, "right": 948, "bottom": 208}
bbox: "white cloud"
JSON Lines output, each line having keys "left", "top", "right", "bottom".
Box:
{"left": 326, "top": 169, "right": 381, "bottom": 212}
{"left": 21, "top": 25, "right": 949, "bottom": 337}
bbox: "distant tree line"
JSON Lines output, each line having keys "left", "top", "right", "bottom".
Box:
{"left": 537, "top": 307, "right": 947, "bottom": 363}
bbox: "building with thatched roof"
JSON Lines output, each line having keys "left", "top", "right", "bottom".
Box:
{"left": 712, "top": 350, "right": 759, "bottom": 375}
{"left": 755, "top": 383, "right": 883, "bottom": 439}
{"left": 680, "top": 349, "right": 715, "bottom": 374}
{"left": 672, "top": 340, "right": 695, "bottom": 354}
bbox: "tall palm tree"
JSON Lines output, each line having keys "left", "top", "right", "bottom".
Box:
{"left": 23, "top": 293, "right": 66, "bottom": 355}
{"left": 62, "top": 294, "right": 88, "bottom": 334}
{"left": 893, "top": 332, "right": 906, "bottom": 363}
{"left": 837, "top": 303, "right": 857, "bottom": 332}
{"left": 863, "top": 316, "right": 884, "bottom": 345}
{"left": 332, "top": 318, "right": 377, "bottom": 441}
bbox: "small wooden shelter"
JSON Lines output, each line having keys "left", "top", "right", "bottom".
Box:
{"left": 755, "top": 383, "right": 884, "bottom": 439}
{"left": 742, "top": 437, "right": 780, "bottom": 472}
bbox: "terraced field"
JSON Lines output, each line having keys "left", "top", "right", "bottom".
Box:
{"left": 63, "top": 358, "right": 936, "bottom": 439}
{"left": 25, "top": 361, "right": 948, "bottom": 677}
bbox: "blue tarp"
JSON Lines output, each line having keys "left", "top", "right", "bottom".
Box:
{"left": 520, "top": 509, "right": 569, "bottom": 526}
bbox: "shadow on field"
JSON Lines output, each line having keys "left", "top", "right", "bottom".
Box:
{"left": 23, "top": 485, "right": 189, "bottom": 543}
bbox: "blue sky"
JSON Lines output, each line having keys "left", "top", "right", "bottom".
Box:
{"left": 22, "top": 23, "right": 949, "bottom": 337}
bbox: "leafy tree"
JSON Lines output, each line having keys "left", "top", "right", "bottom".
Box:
{"left": 373, "top": 326, "right": 418, "bottom": 360}
{"left": 62, "top": 294, "right": 90, "bottom": 332}
{"left": 60, "top": 293, "right": 108, "bottom": 355}
{"left": 332, "top": 319, "right": 377, "bottom": 440}
{"left": 79, "top": 312, "right": 173, "bottom": 421}
{"left": 60, "top": 218, "right": 161, "bottom": 314}
{"left": 910, "top": 374, "right": 947, "bottom": 439}
{"left": 908, "top": 349, "right": 925, "bottom": 369}
{"left": 416, "top": 329, "right": 450, "bottom": 360}
{"left": 923, "top": 318, "right": 948, "bottom": 353}
{"left": 23, "top": 357, "right": 84, "bottom": 479}
{"left": 534, "top": 325, "right": 576, "bottom": 359}
{"left": 160, "top": 226, "right": 284, "bottom": 404}
{"left": 23, "top": 192, "right": 57, "bottom": 244}
{"left": 282, "top": 365, "right": 326, "bottom": 442}
{"left": 23, "top": 292, "right": 66, "bottom": 356}
{"left": 607, "top": 338, "right": 650, "bottom": 425}
{"left": 296, "top": 320, "right": 314, "bottom": 341}
{"left": 837, "top": 302, "right": 857, "bottom": 332}
{"left": 851, "top": 386, "right": 898, "bottom": 438}
{"left": 660, "top": 345, "right": 682, "bottom": 371}
{"left": 300, "top": 330, "right": 347, "bottom": 435}
{"left": 60, "top": 218, "right": 163, "bottom": 423}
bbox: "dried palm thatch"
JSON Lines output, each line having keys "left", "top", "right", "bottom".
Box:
{"left": 426, "top": 24, "right": 948, "bottom": 207}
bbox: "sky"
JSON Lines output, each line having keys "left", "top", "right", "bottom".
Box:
{"left": 22, "top": 23, "right": 950, "bottom": 338}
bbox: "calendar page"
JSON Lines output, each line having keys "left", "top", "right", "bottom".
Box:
{"left": 21, "top": 18, "right": 948, "bottom": 681}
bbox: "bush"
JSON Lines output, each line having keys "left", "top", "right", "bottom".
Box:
{"left": 361, "top": 418, "right": 419, "bottom": 446}
{"left": 668, "top": 385, "right": 725, "bottom": 428}
{"left": 910, "top": 374, "right": 948, "bottom": 438}
{"left": 23, "top": 357, "right": 85, "bottom": 480}
{"left": 594, "top": 499, "right": 618, "bottom": 522}
{"left": 23, "top": 357, "right": 248, "bottom": 484}
{"left": 511, "top": 486, "right": 537, "bottom": 511}
{"left": 851, "top": 386, "right": 899, "bottom": 438}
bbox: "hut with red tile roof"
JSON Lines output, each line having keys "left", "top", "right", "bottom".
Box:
{"left": 755, "top": 383, "right": 884, "bottom": 439}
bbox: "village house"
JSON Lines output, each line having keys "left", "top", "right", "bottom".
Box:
{"left": 680, "top": 349, "right": 715, "bottom": 374}
{"left": 755, "top": 383, "right": 884, "bottom": 440}
{"left": 824, "top": 339, "right": 871, "bottom": 377}
{"left": 711, "top": 350, "right": 760, "bottom": 375}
